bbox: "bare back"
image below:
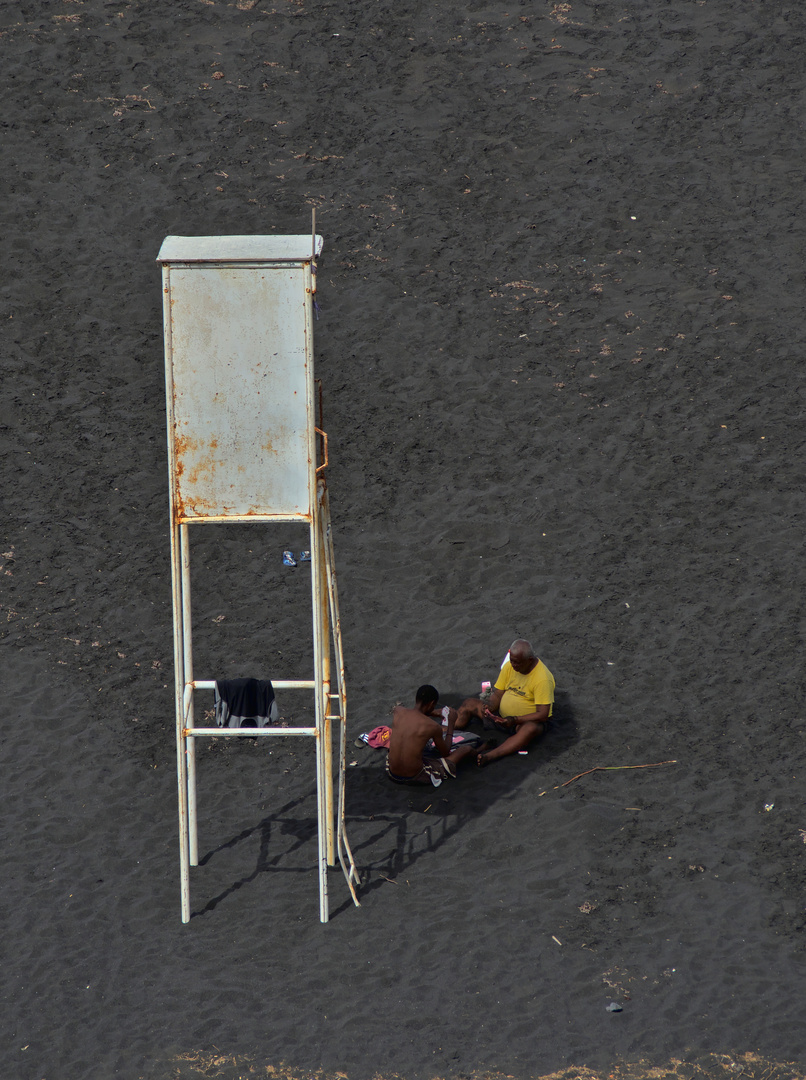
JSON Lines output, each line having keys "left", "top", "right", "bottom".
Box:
{"left": 388, "top": 705, "right": 448, "bottom": 777}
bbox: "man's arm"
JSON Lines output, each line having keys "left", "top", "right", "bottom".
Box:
{"left": 505, "top": 703, "right": 550, "bottom": 726}
{"left": 425, "top": 704, "right": 459, "bottom": 739}
{"left": 430, "top": 720, "right": 453, "bottom": 758}
{"left": 442, "top": 705, "right": 458, "bottom": 743}
{"left": 486, "top": 687, "right": 504, "bottom": 715}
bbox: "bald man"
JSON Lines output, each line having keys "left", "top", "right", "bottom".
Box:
{"left": 456, "top": 639, "right": 555, "bottom": 766}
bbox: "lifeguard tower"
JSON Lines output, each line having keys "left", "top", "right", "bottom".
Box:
{"left": 157, "top": 232, "right": 360, "bottom": 923}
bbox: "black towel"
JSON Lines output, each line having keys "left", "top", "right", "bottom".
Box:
{"left": 214, "top": 678, "right": 278, "bottom": 728}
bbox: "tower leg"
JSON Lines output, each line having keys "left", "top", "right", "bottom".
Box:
{"left": 180, "top": 524, "right": 199, "bottom": 867}
{"left": 310, "top": 514, "right": 330, "bottom": 923}
{"left": 319, "top": 484, "right": 361, "bottom": 903}
{"left": 317, "top": 492, "right": 335, "bottom": 867}
{"left": 171, "top": 519, "right": 191, "bottom": 923}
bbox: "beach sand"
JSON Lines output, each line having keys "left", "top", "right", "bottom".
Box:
{"left": 2, "top": 1, "right": 806, "bottom": 1078}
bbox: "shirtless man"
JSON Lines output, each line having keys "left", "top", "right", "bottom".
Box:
{"left": 456, "top": 639, "right": 555, "bottom": 766}
{"left": 386, "top": 685, "right": 488, "bottom": 786}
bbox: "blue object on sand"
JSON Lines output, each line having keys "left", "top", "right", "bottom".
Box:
{"left": 282, "top": 550, "right": 297, "bottom": 566}
{"left": 299, "top": 550, "right": 311, "bottom": 562}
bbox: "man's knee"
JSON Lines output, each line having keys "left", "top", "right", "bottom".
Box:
{"left": 460, "top": 696, "right": 483, "bottom": 713}
{"left": 455, "top": 697, "right": 482, "bottom": 730}
{"left": 518, "top": 719, "right": 546, "bottom": 745}
{"left": 458, "top": 696, "right": 483, "bottom": 716}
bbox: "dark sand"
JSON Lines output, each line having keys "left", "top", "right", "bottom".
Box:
{"left": 2, "top": 1, "right": 806, "bottom": 1078}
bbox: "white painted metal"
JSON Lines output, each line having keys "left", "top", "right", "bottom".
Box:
{"left": 191, "top": 680, "right": 317, "bottom": 691}
{"left": 164, "top": 265, "right": 312, "bottom": 522}
{"left": 318, "top": 503, "right": 335, "bottom": 868}
{"left": 309, "top": 508, "right": 329, "bottom": 919}
{"left": 160, "top": 233, "right": 358, "bottom": 925}
{"left": 320, "top": 484, "right": 360, "bottom": 900}
{"left": 180, "top": 525, "right": 199, "bottom": 867}
{"left": 158, "top": 234, "right": 324, "bottom": 264}
{"left": 169, "top": 519, "right": 191, "bottom": 924}
{"left": 185, "top": 728, "right": 318, "bottom": 738}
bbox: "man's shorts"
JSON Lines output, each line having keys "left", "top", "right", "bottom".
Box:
{"left": 386, "top": 756, "right": 456, "bottom": 787}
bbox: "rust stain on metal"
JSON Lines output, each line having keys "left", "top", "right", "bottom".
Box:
{"left": 165, "top": 255, "right": 314, "bottom": 523}
{"left": 174, "top": 486, "right": 313, "bottom": 523}
{"left": 173, "top": 430, "right": 228, "bottom": 521}
{"left": 173, "top": 432, "right": 199, "bottom": 478}
{"left": 186, "top": 449, "right": 223, "bottom": 487}
{"left": 173, "top": 488, "right": 194, "bottom": 522}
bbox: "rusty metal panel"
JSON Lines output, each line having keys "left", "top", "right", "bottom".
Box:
{"left": 164, "top": 262, "right": 313, "bottom": 522}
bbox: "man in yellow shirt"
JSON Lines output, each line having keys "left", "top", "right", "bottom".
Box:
{"left": 456, "top": 639, "right": 555, "bottom": 766}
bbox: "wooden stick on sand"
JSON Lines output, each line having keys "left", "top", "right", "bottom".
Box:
{"left": 538, "top": 760, "right": 678, "bottom": 796}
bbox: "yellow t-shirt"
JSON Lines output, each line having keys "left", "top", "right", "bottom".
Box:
{"left": 494, "top": 660, "right": 555, "bottom": 718}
